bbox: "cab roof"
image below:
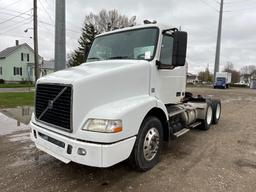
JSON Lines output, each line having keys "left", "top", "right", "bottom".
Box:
{"left": 96, "top": 24, "right": 174, "bottom": 38}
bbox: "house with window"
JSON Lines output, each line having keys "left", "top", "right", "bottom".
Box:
{"left": 187, "top": 73, "right": 199, "bottom": 84}
{"left": 0, "top": 41, "right": 42, "bottom": 83}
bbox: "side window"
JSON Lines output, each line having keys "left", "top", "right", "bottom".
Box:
{"left": 21, "top": 53, "right": 24, "bottom": 61}
{"left": 160, "top": 35, "right": 173, "bottom": 65}
{"left": 27, "top": 54, "right": 29, "bottom": 62}
{"left": 14, "top": 67, "right": 16, "bottom": 75}
{"left": 0, "top": 67, "right": 2, "bottom": 75}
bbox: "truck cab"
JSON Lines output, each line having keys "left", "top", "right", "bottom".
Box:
{"left": 30, "top": 24, "right": 221, "bottom": 171}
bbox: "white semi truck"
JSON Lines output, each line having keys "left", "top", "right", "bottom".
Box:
{"left": 30, "top": 24, "right": 221, "bottom": 171}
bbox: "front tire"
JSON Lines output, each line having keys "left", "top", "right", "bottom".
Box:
{"left": 129, "top": 116, "right": 163, "bottom": 171}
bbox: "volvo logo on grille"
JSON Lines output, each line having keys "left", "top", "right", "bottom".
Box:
{"left": 38, "top": 87, "right": 68, "bottom": 120}
{"left": 48, "top": 100, "right": 54, "bottom": 109}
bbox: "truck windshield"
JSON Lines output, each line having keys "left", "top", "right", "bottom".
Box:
{"left": 87, "top": 27, "right": 159, "bottom": 62}
{"left": 217, "top": 77, "right": 226, "bottom": 82}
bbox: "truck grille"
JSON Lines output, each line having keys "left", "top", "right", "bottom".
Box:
{"left": 35, "top": 84, "right": 72, "bottom": 132}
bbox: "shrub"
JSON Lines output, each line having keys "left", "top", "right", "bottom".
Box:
{"left": 20, "top": 80, "right": 33, "bottom": 84}
{"left": 231, "top": 84, "right": 248, "bottom": 88}
{"left": 0, "top": 79, "right": 4, "bottom": 84}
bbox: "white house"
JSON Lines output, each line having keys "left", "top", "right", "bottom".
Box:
{"left": 240, "top": 70, "right": 256, "bottom": 85}
{"left": 0, "top": 41, "right": 42, "bottom": 83}
{"left": 41, "top": 60, "right": 55, "bottom": 77}
{"left": 187, "top": 73, "right": 199, "bottom": 84}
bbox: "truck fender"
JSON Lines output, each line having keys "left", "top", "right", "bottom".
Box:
{"left": 81, "top": 95, "right": 159, "bottom": 142}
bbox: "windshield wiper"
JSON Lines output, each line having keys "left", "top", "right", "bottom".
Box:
{"left": 107, "top": 56, "right": 130, "bottom": 60}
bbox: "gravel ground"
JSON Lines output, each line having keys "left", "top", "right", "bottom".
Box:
{"left": 0, "top": 87, "right": 255, "bottom": 192}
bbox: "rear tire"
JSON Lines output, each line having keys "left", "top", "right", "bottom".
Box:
{"left": 129, "top": 116, "right": 163, "bottom": 172}
{"left": 200, "top": 101, "right": 213, "bottom": 130}
{"left": 212, "top": 100, "right": 221, "bottom": 124}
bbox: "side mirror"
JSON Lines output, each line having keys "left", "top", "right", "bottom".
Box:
{"left": 172, "top": 31, "right": 187, "bottom": 67}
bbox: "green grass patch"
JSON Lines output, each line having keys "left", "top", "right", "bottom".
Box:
{"left": 0, "top": 83, "right": 34, "bottom": 88}
{"left": 0, "top": 92, "right": 34, "bottom": 108}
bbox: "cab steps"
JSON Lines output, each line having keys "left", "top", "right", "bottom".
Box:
{"left": 173, "top": 122, "right": 202, "bottom": 138}
{"left": 173, "top": 128, "right": 190, "bottom": 138}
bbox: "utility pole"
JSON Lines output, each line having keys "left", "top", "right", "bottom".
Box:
{"left": 55, "top": 0, "right": 66, "bottom": 71}
{"left": 33, "top": 0, "right": 39, "bottom": 81}
{"left": 214, "top": 0, "right": 224, "bottom": 82}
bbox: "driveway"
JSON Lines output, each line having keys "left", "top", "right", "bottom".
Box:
{"left": 0, "top": 87, "right": 255, "bottom": 192}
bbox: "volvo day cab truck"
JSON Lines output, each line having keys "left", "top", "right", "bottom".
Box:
{"left": 214, "top": 72, "right": 232, "bottom": 89}
{"left": 30, "top": 23, "right": 221, "bottom": 171}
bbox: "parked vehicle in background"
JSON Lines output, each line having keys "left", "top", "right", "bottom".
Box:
{"left": 234, "top": 82, "right": 249, "bottom": 87}
{"left": 214, "top": 72, "right": 232, "bottom": 89}
{"left": 30, "top": 23, "right": 222, "bottom": 171}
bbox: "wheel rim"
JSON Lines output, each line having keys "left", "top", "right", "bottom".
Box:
{"left": 143, "top": 127, "right": 160, "bottom": 161}
{"left": 215, "top": 104, "right": 221, "bottom": 120}
{"left": 206, "top": 106, "right": 213, "bottom": 125}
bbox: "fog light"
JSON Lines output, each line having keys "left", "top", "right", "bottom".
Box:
{"left": 77, "top": 148, "right": 87, "bottom": 156}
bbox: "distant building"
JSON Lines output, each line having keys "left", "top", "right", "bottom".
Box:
{"left": 250, "top": 70, "right": 256, "bottom": 89}
{"left": 250, "top": 70, "right": 256, "bottom": 80}
{"left": 240, "top": 70, "right": 256, "bottom": 85}
{"left": 41, "top": 60, "right": 55, "bottom": 77}
{"left": 0, "top": 41, "right": 42, "bottom": 83}
{"left": 187, "top": 73, "right": 199, "bottom": 84}
{"left": 240, "top": 74, "right": 251, "bottom": 84}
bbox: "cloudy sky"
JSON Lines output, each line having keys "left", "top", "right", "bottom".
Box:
{"left": 0, "top": 0, "right": 255, "bottom": 73}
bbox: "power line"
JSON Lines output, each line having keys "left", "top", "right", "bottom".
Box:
{"left": 0, "top": 0, "right": 23, "bottom": 11}
{"left": 223, "top": 0, "right": 256, "bottom": 12}
{"left": 43, "top": 0, "right": 55, "bottom": 18}
{"left": 225, "top": 0, "right": 256, "bottom": 4}
{"left": 224, "top": 6, "right": 256, "bottom": 12}
{"left": 0, "top": 17, "right": 33, "bottom": 35}
{"left": 0, "top": 11, "right": 31, "bottom": 18}
{"left": 0, "top": 33, "right": 32, "bottom": 39}
{"left": 212, "top": 0, "right": 221, "bottom": 5}
{"left": 0, "top": 15, "right": 32, "bottom": 30}
{"left": 38, "top": 0, "right": 54, "bottom": 23}
{"left": 39, "top": 20, "right": 81, "bottom": 34}
{"left": 0, "top": 8, "right": 32, "bottom": 16}
{"left": 0, "top": 9, "right": 32, "bottom": 25}
{"left": 198, "top": 0, "right": 219, "bottom": 12}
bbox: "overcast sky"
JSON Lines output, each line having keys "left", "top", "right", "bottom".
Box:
{"left": 0, "top": 0, "right": 256, "bottom": 73}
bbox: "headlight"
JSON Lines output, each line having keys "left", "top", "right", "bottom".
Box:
{"left": 82, "top": 119, "right": 122, "bottom": 133}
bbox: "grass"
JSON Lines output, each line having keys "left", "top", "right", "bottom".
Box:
{"left": 0, "top": 92, "right": 34, "bottom": 108}
{"left": 0, "top": 83, "right": 34, "bottom": 88}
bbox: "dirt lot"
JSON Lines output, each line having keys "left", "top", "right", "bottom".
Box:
{"left": 0, "top": 87, "right": 255, "bottom": 192}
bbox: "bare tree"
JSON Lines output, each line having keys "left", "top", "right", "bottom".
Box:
{"left": 85, "top": 9, "right": 136, "bottom": 33}
{"left": 198, "top": 65, "right": 213, "bottom": 82}
{"left": 223, "top": 61, "right": 234, "bottom": 73}
{"left": 223, "top": 61, "right": 240, "bottom": 83}
{"left": 240, "top": 65, "right": 256, "bottom": 75}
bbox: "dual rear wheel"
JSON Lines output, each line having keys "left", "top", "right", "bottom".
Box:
{"left": 200, "top": 99, "right": 221, "bottom": 130}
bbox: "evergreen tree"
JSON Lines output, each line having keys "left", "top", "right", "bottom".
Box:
{"left": 68, "top": 23, "right": 97, "bottom": 66}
